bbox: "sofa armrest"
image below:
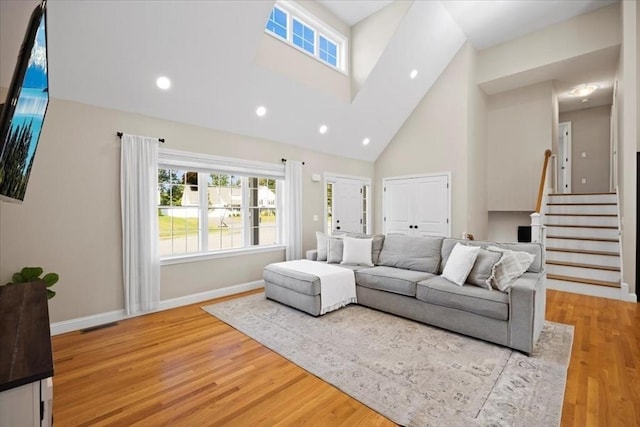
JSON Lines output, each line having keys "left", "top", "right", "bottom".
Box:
{"left": 508, "top": 272, "right": 546, "bottom": 354}
{"left": 306, "top": 249, "right": 318, "bottom": 261}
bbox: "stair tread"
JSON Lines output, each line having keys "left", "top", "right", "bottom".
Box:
{"left": 548, "top": 192, "right": 616, "bottom": 196}
{"left": 546, "top": 260, "right": 620, "bottom": 271}
{"left": 544, "top": 224, "right": 618, "bottom": 229}
{"left": 546, "top": 235, "right": 619, "bottom": 242}
{"left": 547, "top": 273, "right": 620, "bottom": 288}
{"left": 546, "top": 247, "right": 619, "bottom": 256}
{"left": 547, "top": 203, "right": 617, "bottom": 206}
{"left": 545, "top": 213, "right": 617, "bottom": 216}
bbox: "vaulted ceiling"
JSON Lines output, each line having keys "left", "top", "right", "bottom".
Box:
{"left": 0, "top": 0, "right": 619, "bottom": 162}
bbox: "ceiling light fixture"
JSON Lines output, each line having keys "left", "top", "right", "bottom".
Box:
{"left": 410, "top": 69, "right": 418, "bottom": 79}
{"left": 319, "top": 125, "right": 328, "bottom": 134}
{"left": 581, "top": 98, "right": 590, "bottom": 104}
{"left": 362, "top": 138, "right": 370, "bottom": 146}
{"left": 156, "top": 76, "right": 171, "bottom": 90}
{"left": 569, "top": 84, "right": 597, "bottom": 97}
{"left": 256, "top": 106, "right": 267, "bottom": 117}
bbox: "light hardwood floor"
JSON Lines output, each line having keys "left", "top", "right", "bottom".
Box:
{"left": 51, "top": 289, "right": 639, "bottom": 426}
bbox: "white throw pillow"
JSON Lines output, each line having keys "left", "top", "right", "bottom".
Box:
{"left": 441, "top": 243, "right": 481, "bottom": 286}
{"left": 341, "top": 236, "right": 374, "bottom": 266}
{"left": 316, "top": 231, "right": 329, "bottom": 261}
{"left": 486, "top": 246, "right": 536, "bottom": 292}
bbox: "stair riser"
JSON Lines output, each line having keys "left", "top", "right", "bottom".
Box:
{"left": 548, "top": 194, "right": 617, "bottom": 204}
{"left": 546, "top": 251, "right": 620, "bottom": 267}
{"left": 546, "top": 265, "right": 621, "bottom": 283}
{"left": 545, "top": 216, "right": 618, "bottom": 227}
{"left": 546, "top": 238, "right": 619, "bottom": 252}
{"left": 544, "top": 226, "right": 619, "bottom": 239}
{"left": 546, "top": 204, "right": 617, "bottom": 215}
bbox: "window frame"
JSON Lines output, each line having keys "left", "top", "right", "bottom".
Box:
{"left": 158, "top": 148, "right": 285, "bottom": 265}
{"left": 264, "top": 1, "right": 348, "bottom": 74}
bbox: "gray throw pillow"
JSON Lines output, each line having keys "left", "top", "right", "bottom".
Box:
{"left": 466, "top": 248, "right": 502, "bottom": 289}
{"left": 316, "top": 231, "right": 329, "bottom": 261}
{"left": 327, "top": 237, "right": 344, "bottom": 263}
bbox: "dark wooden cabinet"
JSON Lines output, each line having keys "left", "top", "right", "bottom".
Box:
{"left": 0, "top": 281, "right": 53, "bottom": 426}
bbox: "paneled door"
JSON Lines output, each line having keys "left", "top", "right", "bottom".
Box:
{"left": 383, "top": 174, "right": 450, "bottom": 237}
{"left": 332, "top": 177, "right": 363, "bottom": 233}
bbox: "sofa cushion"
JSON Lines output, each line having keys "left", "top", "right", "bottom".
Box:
{"left": 348, "top": 233, "right": 385, "bottom": 264}
{"left": 264, "top": 264, "right": 321, "bottom": 296}
{"left": 416, "top": 276, "right": 509, "bottom": 320}
{"left": 440, "top": 238, "right": 544, "bottom": 274}
{"left": 441, "top": 243, "right": 480, "bottom": 286}
{"left": 466, "top": 248, "right": 502, "bottom": 290}
{"left": 315, "top": 231, "right": 329, "bottom": 261}
{"left": 356, "top": 266, "right": 435, "bottom": 297}
{"left": 377, "top": 234, "right": 443, "bottom": 273}
{"left": 327, "top": 237, "right": 344, "bottom": 263}
{"left": 341, "top": 236, "right": 374, "bottom": 266}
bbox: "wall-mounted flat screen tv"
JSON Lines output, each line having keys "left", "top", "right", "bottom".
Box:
{"left": 0, "top": 1, "right": 49, "bottom": 203}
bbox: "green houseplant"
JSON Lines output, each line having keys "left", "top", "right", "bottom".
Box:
{"left": 7, "top": 267, "right": 59, "bottom": 299}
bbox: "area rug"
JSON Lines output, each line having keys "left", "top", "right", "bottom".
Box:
{"left": 203, "top": 293, "right": 573, "bottom": 427}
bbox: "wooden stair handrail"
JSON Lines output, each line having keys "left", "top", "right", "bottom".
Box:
{"left": 536, "top": 149, "right": 553, "bottom": 213}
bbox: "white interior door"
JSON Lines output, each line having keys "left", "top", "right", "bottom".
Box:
{"left": 413, "top": 175, "right": 449, "bottom": 236}
{"left": 332, "top": 177, "right": 362, "bottom": 233}
{"left": 383, "top": 179, "right": 412, "bottom": 234}
{"left": 558, "top": 122, "right": 572, "bottom": 193}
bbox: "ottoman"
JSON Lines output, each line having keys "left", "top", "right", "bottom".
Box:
{"left": 264, "top": 263, "right": 323, "bottom": 316}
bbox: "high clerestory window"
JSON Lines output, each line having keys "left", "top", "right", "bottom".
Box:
{"left": 265, "top": 1, "right": 346, "bottom": 73}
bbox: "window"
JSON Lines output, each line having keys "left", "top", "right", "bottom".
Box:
{"left": 293, "top": 19, "right": 315, "bottom": 54}
{"left": 264, "top": 1, "right": 347, "bottom": 73}
{"left": 157, "top": 149, "right": 284, "bottom": 261}
{"left": 266, "top": 6, "right": 287, "bottom": 39}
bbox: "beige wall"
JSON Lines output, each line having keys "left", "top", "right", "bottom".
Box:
{"left": 466, "top": 46, "right": 488, "bottom": 240}
{"left": 0, "top": 95, "right": 373, "bottom": 323}
{"left": 487, "top": 212, "right": 532, "bottom": 243}
{"left": 559, "top": 105, "right": 612, "bottom": 193}
{"left": 351, "top": 0, "right": 411, "bottom": 98}
{"left": 374, "top": 42, "right": 485, "bottom": 239}
{"left": 620, "top": 0, "right": 637, "bottom": 294}
{"left": 487, "top": 82, "right": 554, "bottom": 211}
{"left": 478, "top": 3, "right": 620, "bottom": 88}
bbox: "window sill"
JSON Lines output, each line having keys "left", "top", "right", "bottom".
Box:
{"left": 161, "top": 245, "right": 286, "bottom": 266}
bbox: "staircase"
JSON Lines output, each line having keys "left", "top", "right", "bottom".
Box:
{"left": 544, "top": 192, "right": 624, "bottom": 298}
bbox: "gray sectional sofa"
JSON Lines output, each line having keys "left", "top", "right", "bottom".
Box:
{"left": 264, "top": 234, "right": 546, "bottom": 354}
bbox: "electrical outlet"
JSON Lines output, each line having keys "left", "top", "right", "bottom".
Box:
{"left": 581, "top": 178, "right": 587, "bottom": 184}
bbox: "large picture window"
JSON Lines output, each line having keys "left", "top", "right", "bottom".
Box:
{"left": 157, "top": 149, "right": 284, "bottom": 261}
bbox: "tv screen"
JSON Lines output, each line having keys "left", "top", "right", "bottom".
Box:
{"left": 0, "top": 2, "right": 49, "bottom": 203}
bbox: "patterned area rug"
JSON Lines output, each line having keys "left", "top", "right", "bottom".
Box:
{"left": 203, "top": 293, "right": 573, "bottom": 427}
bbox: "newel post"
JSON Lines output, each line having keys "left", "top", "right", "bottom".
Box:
{"left": 530, "top": 212, "right": 543, "bottom": 244}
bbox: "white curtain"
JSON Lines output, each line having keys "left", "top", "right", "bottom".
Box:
{"left": 284, "top": 160, "right": 303, "bottom": 260}
{"left": 121, "top": 134, "right": 160, "bottom": 315}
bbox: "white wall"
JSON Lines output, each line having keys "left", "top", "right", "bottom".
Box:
{"left": 0, "top": 94, "right": 373, "bottom": 323}
{"left": 487, "top": 82, "right": 554, "bottom": 211}
{"left": 350, "top": 0, "right": 411, "bottom": 98}
{"left": 487, "top": 212, "right": 533, "bottom": 243}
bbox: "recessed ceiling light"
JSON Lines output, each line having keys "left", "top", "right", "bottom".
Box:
{"left": 156, "top": 76, "right": 171, "bottom": 90}
{"left": 569, "top": 84, "right": 597, "bottom": 97}
{"left": 581, "top": 98, "right": 590, "bottom": 103}
{"left": 256, "top": 106, "right": 267, "bottom": 117}
{"left": 410, "top": 69, "right": 418, "bottom": 79}
{"left": 319, "top": 125, "right": 328, "bottom": 134}
{"left": 362, "top": 138, "right": 370, "bottom": 145}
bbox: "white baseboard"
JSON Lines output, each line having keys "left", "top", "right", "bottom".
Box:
{"left": 547, "top": 279, "right": 637, "bottom": 302}
{"left": 50, "top": 280, "right": 264, "bottom": 336}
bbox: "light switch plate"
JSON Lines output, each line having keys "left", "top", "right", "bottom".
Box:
{"left": 581, "top": 178, "right": 587, "bottom": 184}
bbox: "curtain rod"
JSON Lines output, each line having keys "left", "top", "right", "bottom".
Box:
{"left": 117, "top": 131, "right": 165, "bottom": 143}
{"left": 281, "top": 158, "right": 305, "bottom": 165}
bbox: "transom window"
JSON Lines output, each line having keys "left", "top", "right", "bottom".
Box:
{"left": 157, "top": 149, "right": 284, "bottom": 260}
{"left": 265, "top": 1, "right": 347, "bottom": 73}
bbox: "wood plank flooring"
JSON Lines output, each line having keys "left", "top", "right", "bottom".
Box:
{"left": 51, "top": 289, "right": 640, "bottom": 426}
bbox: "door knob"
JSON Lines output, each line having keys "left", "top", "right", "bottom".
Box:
{"left": 337, "top": 226, "right": 341, "bottom": 230}
{"left": 414, "top": 225, "right": 418, "bottom": 229}
{"left": 409, "top": 225, "right": 414, "bottom": 229}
